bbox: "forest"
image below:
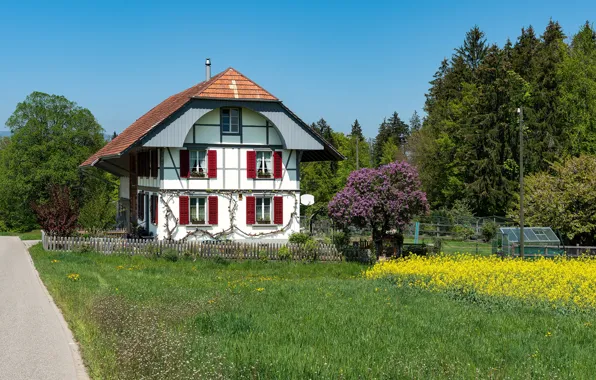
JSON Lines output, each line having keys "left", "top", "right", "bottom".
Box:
{"left": 303, "top": 20, "right": 596, "bottom": 224}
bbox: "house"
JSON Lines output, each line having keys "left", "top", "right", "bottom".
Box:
{"left": 81, "top": 60, "right": 343, "bottom": 241}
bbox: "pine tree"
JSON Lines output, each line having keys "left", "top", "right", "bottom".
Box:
{"left": 111, "top": 131, "right": 118, "bottom": 140}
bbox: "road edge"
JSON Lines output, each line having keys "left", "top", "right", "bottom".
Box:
{"left": 23, "top": 241, "right": 90, "bottom": 380}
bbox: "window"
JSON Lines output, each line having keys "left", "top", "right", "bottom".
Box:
{"left": 190, "top": 150, "right": 207, "bottom": 178}
{"left": 190, "top": 197, "right": 207, "bottom": 224}
{"left": 137, "top": 192, "right": 145, "bottom": 221}
{"left": 222, "top": 108, "right": 240, "bottom": 134}
{"left": 256, "top": 151, "right": 272, "bottom": 178}
{"left": 256, "top": 197, "right": 272, "bottom": 224}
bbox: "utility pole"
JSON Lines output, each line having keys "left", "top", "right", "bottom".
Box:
{"left": 356, "top": 137, "right": 359, "bottom": 170}
{"left": 518, "top": 107, "right": 525, "bottom": 259}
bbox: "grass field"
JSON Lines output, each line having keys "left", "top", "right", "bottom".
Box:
{"left": 404, "top": 237, "right": 493, "bottom": 255}
{"left": 30, "top": 245, "right": 596, "bottom": 379}
{"left": 0, "top": 229, "right": 42, "bottom": 240}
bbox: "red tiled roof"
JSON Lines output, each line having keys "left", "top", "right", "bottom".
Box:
{"left": 81, "top": 68, "right": 277, "bottom": 167}
{"left": 195, "top": 68, "right": 277, "bottom": 100}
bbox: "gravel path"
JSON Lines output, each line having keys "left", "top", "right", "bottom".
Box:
{"left": 0, "top": 237, "right": 88, "bottom": 380}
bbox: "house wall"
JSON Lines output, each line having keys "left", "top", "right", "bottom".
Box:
{"left": 138, "top": 108, "right": 301, "bottom": 241}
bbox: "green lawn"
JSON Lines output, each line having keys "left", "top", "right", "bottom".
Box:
{"left": 405, "top": 237, "right": 493, "bottom": 255}
{"left": 30, "top": 244, "right": 596, "bottom": 379}
{"left": 0, "top": 229, "right": 42, "bottom": 240}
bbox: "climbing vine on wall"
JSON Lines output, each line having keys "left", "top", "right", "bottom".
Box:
{"left": 159, "top": 190, "right": 299, "bottom": 241}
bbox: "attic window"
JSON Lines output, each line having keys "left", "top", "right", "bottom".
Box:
{"left": 222, "top": 108, "right": 240, "bottom": 134}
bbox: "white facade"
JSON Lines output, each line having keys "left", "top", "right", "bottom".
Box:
{"left": 128, "top": 107, "right": 302, "bottom": 242}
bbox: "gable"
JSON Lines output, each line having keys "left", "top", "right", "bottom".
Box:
{"left": 142, "top": 100, "right": 325, "bottom": 151}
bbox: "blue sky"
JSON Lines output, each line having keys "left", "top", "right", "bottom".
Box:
{"left": 0, "top": 0, "right": 593, "bottom": 138}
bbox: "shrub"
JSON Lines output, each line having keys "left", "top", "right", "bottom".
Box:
{"left": 331, "top": 230, "right": 351, "bottom": 248}
{"left": 31, "top": 185, "right": 79, "bottom": 237}
{"left": 78, "top": 188, "right": 116, "bottom": 235}
{"left": 258, "top": 249, "right": 269, "bottom": 262}
{"left": 162, "top": 249, "right": 179, "bottom": 262}
{"left": 452, "top": 225, "right": 475, "bottom": 241}
{"left": 288, "top": 232, "right": 312, "bottom": 244}
{"left": 481, "top": 221, "right": 498, "bottom": 242}
{"left": 303, "top": 239, "right": 319, "bottom": 262}
{"left": 278, "top": 246, "right": 292, "bottom": 261}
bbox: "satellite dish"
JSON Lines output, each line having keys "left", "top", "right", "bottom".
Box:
{"left": 300, "top": 194, "right": 315, "bottom": 206}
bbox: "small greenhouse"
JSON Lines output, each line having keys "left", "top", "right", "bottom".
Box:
{"left": 494, "top": 227, "right": 562, "bottom": 256}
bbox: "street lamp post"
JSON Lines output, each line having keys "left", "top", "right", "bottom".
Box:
{"left": 517, "top": 107, "right": 525, "bottom": 259}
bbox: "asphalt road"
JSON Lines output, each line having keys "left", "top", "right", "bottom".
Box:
{"left": 0, "top": 237, "right": 87, "bottom": 380}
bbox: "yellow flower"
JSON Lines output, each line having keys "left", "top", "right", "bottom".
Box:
{"left": 545, "top": 331, "right": 552, "bottom": 337}
{"left": 364, "top": 254, "right": 596, "bottom": 309}
{"left": 256, "top": 287, "right": 265, "bottom": 292}
{"left": 116, "top": 265, "right": 124, "bottom": 270}
{"left": 67, "top": 273, "right": 80, "bottom": 281}
{"left": 51, "top": 259, "right": 59, "bottom": 263}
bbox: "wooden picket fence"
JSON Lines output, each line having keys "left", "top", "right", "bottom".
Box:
{"left": 41, "top": 231, "right": 342, "bottom": 262}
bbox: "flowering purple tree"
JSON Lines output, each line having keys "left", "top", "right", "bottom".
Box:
{"left": 328, "top": 161, "right": 428, "bottom": 256}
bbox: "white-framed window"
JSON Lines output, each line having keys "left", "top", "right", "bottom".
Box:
{"left": 256, "top": 151, "right": 272, "bottom": 178}
{"left": 190, "top": 197, "right": 207, "bottom": 224}
{"left": 190, "top": 150, "right": 207, "bottom": 178}
{"left": 256, "top": 197, "right": 272, "bottom": 224}
{"left": 222, "top": 108, "right": 240, "bottom": 134}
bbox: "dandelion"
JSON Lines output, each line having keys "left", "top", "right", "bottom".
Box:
{"left": 67, "top": 273, "right": 80, "bottom": 281}
{"left": 51, "top": 259, "right": 59, "bottom": 263}
{"left": 545, "top": 331, "right": 552, "bottom": 337}
{"left": 255, "top": 288, "right": 265, "bottom": 292}
{"left": 116, "top": 265, "right": 124, "bottom": 270}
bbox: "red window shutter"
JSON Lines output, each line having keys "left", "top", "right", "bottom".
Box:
{"left": 274, "top": 196, "right": 283, "bottom": 224}
{"left": 208, "top": 150, "right": 217, "bottom": 178}
{"left": 247, "top": 150, "right": 256, "bottom": 178}
{"left": 273, "top": 151, "right": 283, "bottom": 179}
{"left": 179, "top": 196, "right": 189, "bottom": 225}
{"left": 208, "top": 196, "right": 218, "bottom": 225}
{"left": 246, "top": 196, "right": 256, "bottom": 224}
{"left": 180, "top": 150, "right": 190, "bottom": 178}
{"left": 151, "top": 150, "right": 159, "bottom": 178}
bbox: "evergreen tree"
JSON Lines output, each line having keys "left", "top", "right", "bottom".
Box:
{"left": 409, "top": 111, "right": 422, "bottom": 133}
{"left": 455, "top": 25, "right": 489, "bottom": 71}
{"left": 111, "top": 131, "right": 118, "bottom": 140}
{"left": 559, "top": 21, "right": 596, "bottom": 155}
{"left": 512, "top": 26, "right": 539, "bottom": 80}
{"left": 525, "top": 20, "right": 568, "bottom": 173}
{"left": 373, "top": 112, "right": 409, "bottom": 166}
{"left": 350, "top": 119, "right": 364, "bottom": 140}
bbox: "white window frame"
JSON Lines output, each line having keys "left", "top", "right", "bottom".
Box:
{"left": 222, "top": 108, "right": 240, "bottom": 134}
{"left": 255, "top": 196, "right": 272, "bottom": 224}
{"left": 189, "top": 197, "right": 208, "bottom": 225}
{"left": 256, "top": 151, "right": 273, "bottom": 178}
{"left": 190, "top": 150, "right": 207, "bottom": 178}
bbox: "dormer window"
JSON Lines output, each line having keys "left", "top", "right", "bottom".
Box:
{"left": 221, "top": 108, "right": 240, "bottom": 134}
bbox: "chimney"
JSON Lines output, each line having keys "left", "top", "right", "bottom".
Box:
{"left": 205, "top": 58, "right": 211, "bottom": 80}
